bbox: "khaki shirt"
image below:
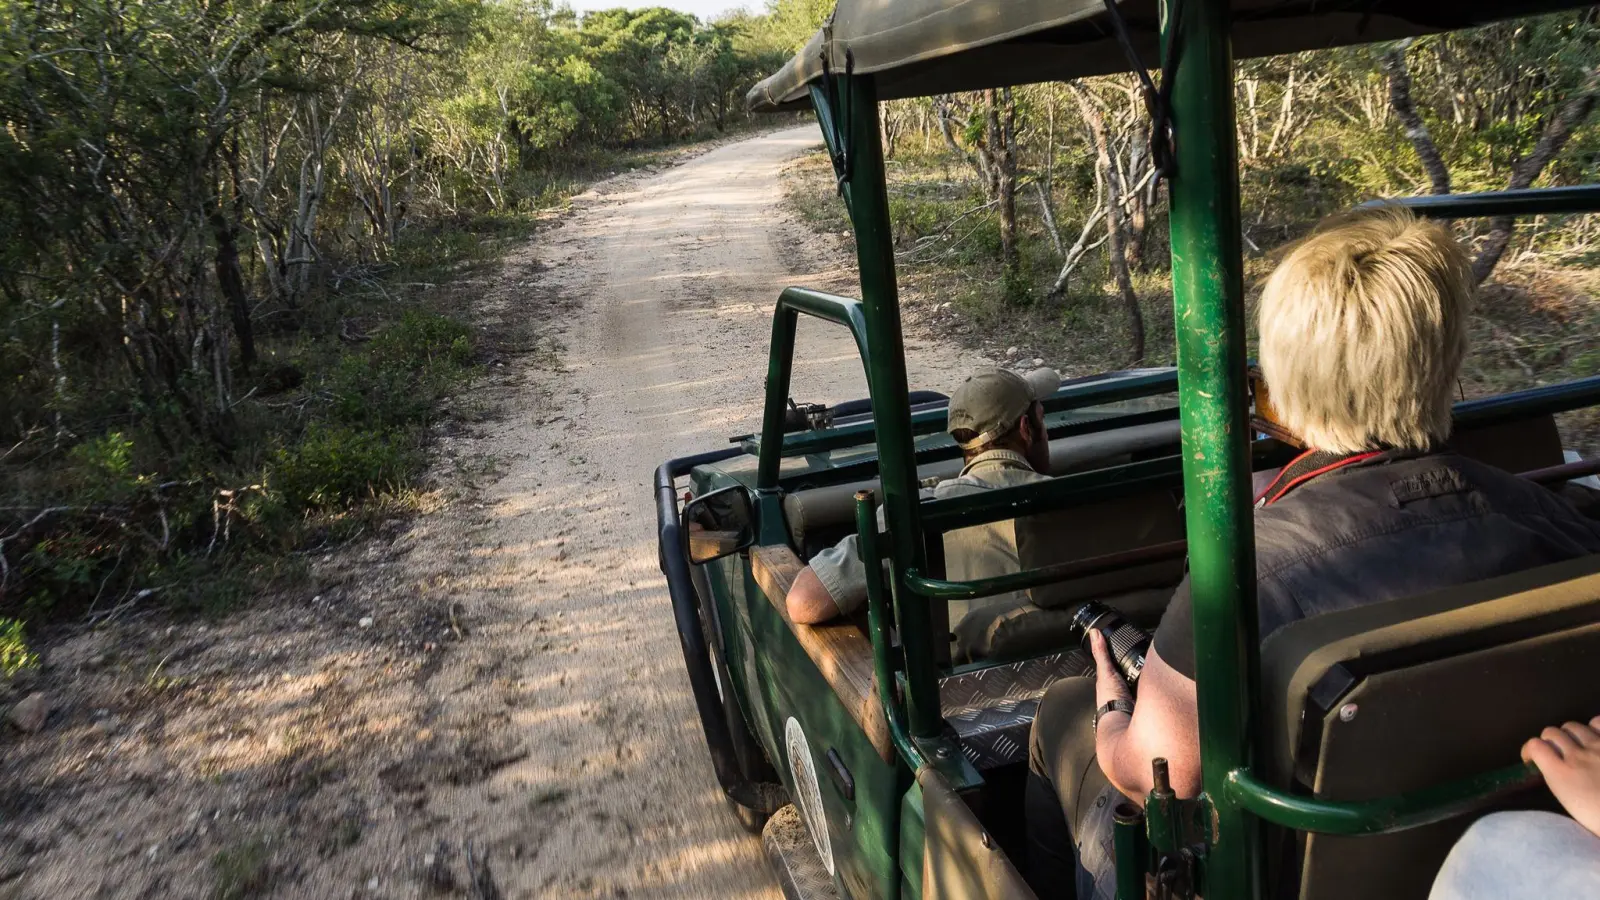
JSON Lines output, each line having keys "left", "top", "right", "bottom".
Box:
{"left": 808, "top": 449, "right": 1049, "bottom": 626}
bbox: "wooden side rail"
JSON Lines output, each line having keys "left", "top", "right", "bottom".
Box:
{"left": 750, "top": 545, "right": 894, "bottom": 761}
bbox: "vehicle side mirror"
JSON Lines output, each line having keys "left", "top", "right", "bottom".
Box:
{"left": 683, "top": 486, "right": 755, "bottom": 565}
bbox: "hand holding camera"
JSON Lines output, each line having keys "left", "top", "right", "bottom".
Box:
{"left": 1071, "top": 601, "right": 1153, "bottom": 687}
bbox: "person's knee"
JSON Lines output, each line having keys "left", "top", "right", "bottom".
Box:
{"left": 1456, "top": 810, "right": 1583, "bottom": 852}
{"left": 1431, "top": 811, "right": 1600, "bottom": 900}
{"left": 1029, "top": 675, "right": 1097, "bottom": 779}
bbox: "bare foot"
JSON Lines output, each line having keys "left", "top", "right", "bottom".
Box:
{"left": 1523, "top": 716, "right": 1600, "bottom": 839}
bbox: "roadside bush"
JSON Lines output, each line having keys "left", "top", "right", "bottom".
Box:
{"left": 331, "top": 312, "right": 476, "bottom": 429}
{"left": 369, "top": 311, "right": 474, "bottom": 374}
{"left": 271, "top": 425, "right": 420, "bottom": 512}
{"left": 2, "top": 309, "right": 477, "bottom": 625}
{"left": 66, "top": 432, "right": 143, "bottom": 504}
{"left": 329, "top": 355, "right": 434, "bottom": 429}
{"left": 1, "top": 616, "right": 39, "bottom": 677}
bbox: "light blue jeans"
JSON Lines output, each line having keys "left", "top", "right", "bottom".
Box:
{"left": 1429, "top": 811, "right": 1600, "bottom": 899}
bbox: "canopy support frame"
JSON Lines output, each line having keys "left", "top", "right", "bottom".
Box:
{"left": 1153, "top": 0, "right": 1263, "bottom": 897}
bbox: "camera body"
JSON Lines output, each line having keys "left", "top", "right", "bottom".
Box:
{"left": 1071, "top": 601, "right": 1153, "bottom": 686}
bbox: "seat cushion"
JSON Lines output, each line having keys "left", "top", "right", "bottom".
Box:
{"left": 952, "top": 588, "right": 1171, "bottom": 663}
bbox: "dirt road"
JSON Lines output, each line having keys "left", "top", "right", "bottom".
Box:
{"left": 0, "top": 126, "right": 984, "bottom": 899}
{"left": 427, "top": 125, "right": 984, "bottom": 896}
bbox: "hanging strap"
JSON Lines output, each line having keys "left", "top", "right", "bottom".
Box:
{"left": 819, "top": 48, "right": 857, "bottom": 193}
{"left": 1254, "top": 449, "right": 1387, "bottom": 507}
{"left": 1099, "top": 0, "right": 1185, "bottom": 182}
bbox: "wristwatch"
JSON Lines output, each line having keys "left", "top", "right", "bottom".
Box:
{"left": 1093, "top": 699, "right": 1135, "bottom": 733}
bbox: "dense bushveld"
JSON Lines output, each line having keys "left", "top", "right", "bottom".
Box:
{"left": 786, "top": 11, "right": 1600, "bottom": 453}
{"left": 0, "top": 0, "right": 827, "bottom": 665}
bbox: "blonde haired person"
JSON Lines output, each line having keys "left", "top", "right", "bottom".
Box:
{"left": 1258, "top": 205, "right": 1471, "bottom": 454}
{"left": 1024, "top": 207, "right": 1600, "bottom": 900}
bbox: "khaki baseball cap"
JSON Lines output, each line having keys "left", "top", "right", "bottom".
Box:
{"left": 947, "top": 367, "right": 1061, "bottom": 450}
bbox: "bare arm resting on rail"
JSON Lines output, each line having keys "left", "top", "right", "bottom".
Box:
{"left": 789, "top": 566, "right": 845, "bottom": 624}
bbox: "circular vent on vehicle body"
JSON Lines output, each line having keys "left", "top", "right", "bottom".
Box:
{"left": 783, "top": 716, "right": 834, "bottom": 876}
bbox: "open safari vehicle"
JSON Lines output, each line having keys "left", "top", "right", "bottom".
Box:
{"left": 654, "top": 1, "right": 1600, "bottom": 897}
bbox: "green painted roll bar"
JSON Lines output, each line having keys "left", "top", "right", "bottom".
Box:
{"left": 906, "top": 540, "right": 1190, "bottom": 603}
{"left": 755, "top": 286, "right": 873, "bottom": 491}
{"left": 1225, "top": 764, "right": 1541, "bottom": 837}
{"left": 751, "top": 368, "right": 1179, "bottom": 458}
{"left": 1160, "top": 5, "right": 1266, "bottom": 892}
{"left": 773, "top": 2, "right": 1600, "bottom": 894}
{"left": 900, "top": 373, "right": 1600, "bottom": 603}
{"left": 856, "top": 489, "right": 924, "bottom": 768}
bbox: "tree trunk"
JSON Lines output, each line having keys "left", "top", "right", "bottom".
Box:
{"left": 1070, "top": 84, "right": 1145, "bottom": 363}
{"left": 213, "top": 142, "right": 255, "bottom": 371}
{"left": 1472, "top": 69, "right": 1600, "bottom": 283}
{"left": 1103, "top": 170, "right": 1144, "bottom": 364}
{"left": 1043, "top": 168, "right": 1110, "bottom": 302}
{"left": 1123, "top": 111, "right": 1151, "bottom": 269}
{"left": 1381, "top": 43, "right": 1452, "bottom": 196}
{"left": 935, "top": 95, "right": 992, "bottom": 189}
{"left": 987, "top": 89, "right": 1019, "bottom": 278}
{"left": 211, "top": 213, "right": 255, "bottom": 372}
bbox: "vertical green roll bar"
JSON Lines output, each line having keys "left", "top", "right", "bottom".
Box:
{"left": 1162, "top": 0, "right": 1262, "bottom": 895}
{"left": 825, "top": 73, "right": 944, "bottom": 740}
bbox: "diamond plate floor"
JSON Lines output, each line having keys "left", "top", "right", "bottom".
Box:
{"left": 940, "top": 650, "right": 1093, "bottom": 770}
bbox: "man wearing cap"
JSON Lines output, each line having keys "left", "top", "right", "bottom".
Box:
{"left": 787, "top": 367, "right": 1060, "bottom": 655}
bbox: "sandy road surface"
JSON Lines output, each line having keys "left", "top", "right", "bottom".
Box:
{"left": 0, "top": 126, "right": 985, "bottom": 900}
{"left": 436, "top": 125, "right": 986, "bottom": 896}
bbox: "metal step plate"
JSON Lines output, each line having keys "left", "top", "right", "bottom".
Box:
{"left": 940, "top": 649, "right": 1093, "bottom": 770}
{"left": 763, "top": 804, "right": 839, "bottom": 900}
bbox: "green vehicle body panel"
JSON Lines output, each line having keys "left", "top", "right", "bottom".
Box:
{"left": 693, "top": 464, "right": 905, "bottom": 899}
{"left": 661, "top": 2, "right": 1600, "bottom": 896}
{"left": 899, "top": 782, "right": 925, "bottom": 900}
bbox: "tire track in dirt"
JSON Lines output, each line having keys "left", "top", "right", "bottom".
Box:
{"left": 428, "top": 125, "right": 987, "bottom": 897}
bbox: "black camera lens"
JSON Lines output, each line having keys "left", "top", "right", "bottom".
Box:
{"left": 1071, "top": 601, "right": 1152, "bottom": 686}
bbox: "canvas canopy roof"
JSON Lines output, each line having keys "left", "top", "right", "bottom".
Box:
{"left": 748, "top": 0, "right": 1589, "bottom": 112}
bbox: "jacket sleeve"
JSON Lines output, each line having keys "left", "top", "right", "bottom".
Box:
{"left": 806, "top": 501, "right": 907, "bottom": 617}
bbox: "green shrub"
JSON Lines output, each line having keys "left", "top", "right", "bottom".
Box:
{"left": 329, "top": 354, "right": 431, "bottom": 429}
{"left": 212, "top": 837, "right": 272, "bottom": 900}
{"left": 1, "top": 617, "right": 38, "bottom": 677}
{"left": 271, "top": 425, "right": 419, "bottom": 512}
{"left": 368, "top": 311, "right": 474, "bottom": 374}
{"left": 18, "top": 531, "right": 115, "bottom": 620}
{"left": 326, "top": 314, "right": 474, "bottom": 430}
{"left": 67, "top": 432, "right": 143, "bottom": 502}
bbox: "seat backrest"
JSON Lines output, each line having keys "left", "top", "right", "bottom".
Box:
{"left": 1017, "top": 487, "right": 1187, "bottom": 609}
{"left": 779, "top": 420, "right": 1182, "bottom": 554}
{"left": 1450, "top": 413, "right": 1565, "bottom": 475}
{"left": 1259, "top": 553, "right": 1600, "bottom": 900}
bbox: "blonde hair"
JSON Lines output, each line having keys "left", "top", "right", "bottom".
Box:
{"left": 1258, "top": 206, "right": 1472, "bottom": 454}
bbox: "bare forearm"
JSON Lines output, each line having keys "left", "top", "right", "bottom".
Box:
{"left": 1089, "top": 640, "right": 1203, "bottom": 803}
{"left": 788, "top": 567, "right": 842, "bottom": 623}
